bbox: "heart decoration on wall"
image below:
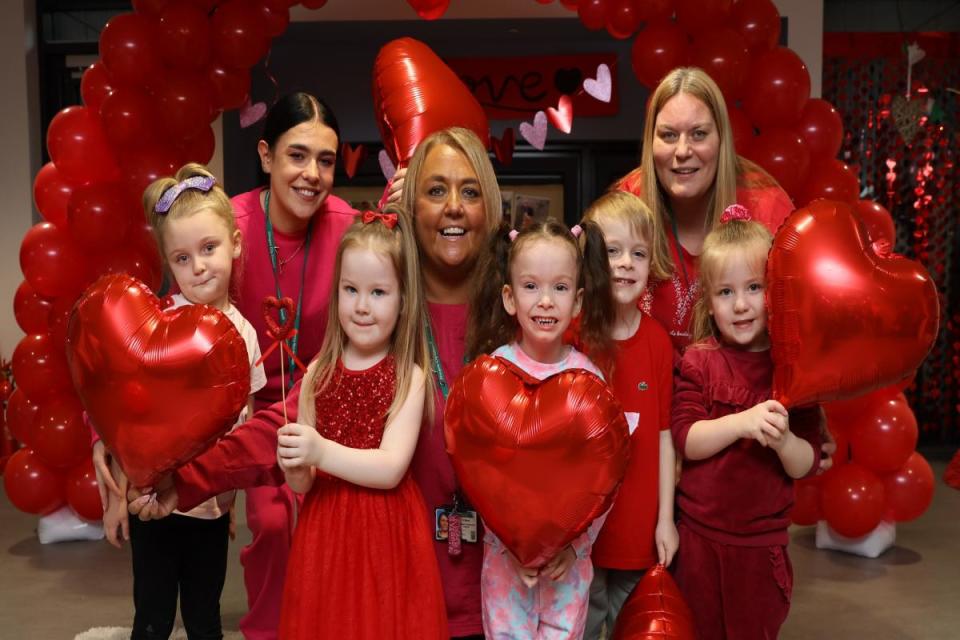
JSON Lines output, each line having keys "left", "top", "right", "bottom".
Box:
{"left": 546, "top": 95, "right": 574, "bottom": 134}
{"left": 491, "top": 128, "right": 515, "bottom": 166}
{"left": 583, "top": 63, "right": 612, "bottom": 103}
{"left": 519, "top": 111, "right": 548, "bottom": 150}
{"left": 340, "top": 143, "right": 368, "bottom": 179}
{"left": 890, "top": 95, "right": 925, "bottom": 143}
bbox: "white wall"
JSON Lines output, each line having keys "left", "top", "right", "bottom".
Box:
{"left": 775, "top": 0, "right": 824, "bottom": 97}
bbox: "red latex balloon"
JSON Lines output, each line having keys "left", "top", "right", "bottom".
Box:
{"left": 99, "top": 87, "right": 160, "bottom": 149}
{"left": 848, "top": 394, "right": 918, "bottom": 474}
{"left": 208, "top": 64, "right": 251, "bottom": 111}
{"left": 560, "top": 0, "right": 580, "bottom": 9}
{"left": 820, "top": 462, "right": 886, "bottom": 538}
{"left": 631, "top": 22, "right": 688, "bottom": 89}
{"left": 155, "top": 71, "right": 215, "bottom": 139}
{"left": 67, "top": 274, "right": 251, "bottom": 488}
{"left": 120, "top": 145, "right": 181, "bottom": 201}
{"left": 3, "top": 448, "right": 66, "bottom": 515}
{"left": 46, "top": 106, "right": 121, "bottom": 186}
{"left": 300, "top": 0, "right": 328, "bottom": 8}
{"left": 212, "top": 0, "right": 269, "bottom": 69}
{"left": 19, "top": 222, "right": 93, "bottom": 299}
{"left": 675, "top": 0, "right": 731, "bottom": 32}
{"left": 33, "top": 394, "right": 89, "bottom": 470}
{"left": 406, "top": 0, "right": 450, "bottom": 20}
{"left": 797, "top": 158, "right": 860, "bottom": 206}
{"left": 100, "top": 13, "right": 163, "bottom": 88}
{"left": 768, "top": 200, "right": 939, "bottom": 408}
{"left": 66, "top": 456, "right": 105, "bottom": 521}
{"left": 158, "top": 1, "right": 212, "bottom": 69}
{"left": 605, "top": 0, "right": 642, "bottom": 40}
{"left": 690, "top": 28, "right": 750, "bottom": 99}
{"left": 744, "top": 127, "right": 810, "bottom": 201}
{"left": 636, "top": 0, "right": 674, "bottom": 21}
{"left": 373, "top": 38, "right": 490, "bottom": 168}
{"left": 854, "top": 199, "right": 896, "bottom": 246}
{"left": 798, "top": 98, "right": 843, "bottom": 160}
{"left": 727, "top": 105, "right": 755, "bottom": 155}
{"left": 132, "top": 0, "right": 170, "bottom": 16}
{"left": 883, "top": 452, "right": 934, "bottom": 522}
{"left": 578, "top": 0, "right": 607, "bottom": 30}
{"left": 13, "top": 280, "right": 53, "bottom": 335}
{"left": 791, "top": 476, "right": 821, "bottom": 526}
{"left": 445, "top": 355, "right": 629, "bottom": 568}
{"left": 32, "top": 162, "right": 74, "bottom": 230}
{"left": 742, "top": 47, "right": 810, "bottom": 129}
{"left": 12, "top": 333, "right": 75, "bottom": 404}
{"left": 730, "top": 0, "right": 781, "bottom": 52}
{"left": 94, "top": 223, "right": 164, "bottom": 292}
{"left": 47, "top": 293, "right": 79, "bottom": 351}
{"left": 611, "top": 563, "right": 695, "bottom": 639}
{"left": 178, "top": 125, "right": 217, "bottom": 165}
{"left": 6, "top": 388, "right": 39, "bottom": 448}
{"left": 80, "top": 62, "right": 115, "bottom": 112}
{"left": 66, "top": 182, "right": 136, "bottom": 251}
{"left": 252, "top": 2, "right": 290, "bottom": 37}
{"left": 825, "top": 384, "right": 901, "bottom": 429}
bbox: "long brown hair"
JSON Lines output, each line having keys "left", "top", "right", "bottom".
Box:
{"left": 466, "top": 219, "right": 614, "bottom": 361}
{"left": 297, "top": 205, "right": 434, "bottom": 426}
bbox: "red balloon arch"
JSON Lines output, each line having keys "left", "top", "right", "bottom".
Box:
{"left": 5, "top": 0, "right": 932, "bottom": 539}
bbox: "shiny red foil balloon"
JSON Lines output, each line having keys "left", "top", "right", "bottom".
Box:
{"left": 372, "top": 38, "right": 490, "bottom": 168}
{"left": 611, "top": 563, "right": 696, "bottom": 640}
{"left": 445, "top": 355, "right": 629, "bottom": 568}
{"left": 768, "top": 200, "right": 939, "bottom": 408}
{"left": 66, "top": 274, "right": 251, "bottom": 488}
{"left": 854, "top": 199, "right": 896, "bottom": 246}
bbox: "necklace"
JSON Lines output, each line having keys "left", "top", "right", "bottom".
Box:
{"left": 276, "top": 238, "right": 307, "bottom": 274}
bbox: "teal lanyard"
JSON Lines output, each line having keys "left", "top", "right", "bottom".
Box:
{"left": 264, "top": 189, "right": 312, "bottom": 389}
{"left": 670, "top": 215, "right": 691, "bottom": 289}
{"left": 426, "top": 321, "right": 450, "bottom": 400}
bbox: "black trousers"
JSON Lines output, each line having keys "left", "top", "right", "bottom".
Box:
{"left": 129, "top": 512, "right": 230, "bottom": 640}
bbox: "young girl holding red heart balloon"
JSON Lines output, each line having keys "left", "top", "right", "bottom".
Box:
{"left": 273, "top": 208, "right": 448, "bottom": 639}
{"left": 464, "top": 218, "right": 617, "bottom": 639}
{"left": 100, "top": 163, "right": 267, "bottom": 639}
{"left": 671, "top": 206, "right": 821, "bottom": 640}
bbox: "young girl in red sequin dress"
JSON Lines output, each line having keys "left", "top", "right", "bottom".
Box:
{"left": 274, "top": 207, "right": 447, "bottom": 639}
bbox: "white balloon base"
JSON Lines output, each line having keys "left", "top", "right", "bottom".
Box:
{"left": 814, "top": 520, "right": 895, "bottom": 558}
{"left": 37, "top": 506, "right": 105, "bottom": 544}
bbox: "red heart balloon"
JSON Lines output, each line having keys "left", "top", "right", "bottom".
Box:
{"left": 372, "top": 38, "right": 490, "bottom": 168}
{"left": 66, "top": 274, "right": 251, "bottom": 488}
{"left": 767, "top": 200, "right": 939, "bottom": 408}
{"left": 611, "top": 564, "right": 696, "bottom": 640}
{"left": 444, "top": 355, "right": 629, "bottom": 568}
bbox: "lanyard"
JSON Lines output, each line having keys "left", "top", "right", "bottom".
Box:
{"left": 425, "top": 320, "right": 450, "bottom": 400}
{"left": 264, "top": 189, "right": 312, "bottom": 389}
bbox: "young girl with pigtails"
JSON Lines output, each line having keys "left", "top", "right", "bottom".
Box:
{"left": 273, "top": 206, "right": 448, "bottom": 639}
{"left": 464, "top": 218, "right": 615, "bottom": 639}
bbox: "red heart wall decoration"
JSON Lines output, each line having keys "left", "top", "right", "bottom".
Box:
{"left": 66, "top": 274, "right": 251, "bottom": 488}
{"left": 444, "top": 355, "right": 629, "bottom": 568}
{"left": 546, "top": 94, "right": 574, "bottom": 134}
{"left": 768, "top": 199, "right": 939, "bottom": 408}
{"left": 339, "top": 142, "right": 367, "bottom": 179}
{"left": 491, "top": 127, "right": 515, "bottom": 166}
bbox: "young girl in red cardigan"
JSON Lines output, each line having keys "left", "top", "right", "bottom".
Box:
{"left": 671, "top": 206, "right": 821, "bottom": 639}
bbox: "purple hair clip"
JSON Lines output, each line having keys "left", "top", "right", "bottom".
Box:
{"left": 154, "top": 176, "right": 217, "bottom": 214}
{"left": 508, "top": 229, "right": 519, "bottom": 242}
{"left": 720, "top": 204, "right": 751, "bottom": 224}
{"left": 570, "top": 224, "right": 583, "bottom": 238}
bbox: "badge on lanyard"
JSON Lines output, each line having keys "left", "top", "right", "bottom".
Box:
{"left": 435, "top": 493, "right": 478, "bottom": 556}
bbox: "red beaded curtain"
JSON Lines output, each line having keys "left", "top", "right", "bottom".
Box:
{"left": 823, "top": 33, "right": 960, "bottom": 445}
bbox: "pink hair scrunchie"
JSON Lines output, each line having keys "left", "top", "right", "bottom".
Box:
{"left": 720, "top": 204, "right": 751, "bottom": 224}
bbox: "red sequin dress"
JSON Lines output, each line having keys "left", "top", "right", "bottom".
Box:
{"left": 278, "top": 356, "right": 448, "bottom": 639}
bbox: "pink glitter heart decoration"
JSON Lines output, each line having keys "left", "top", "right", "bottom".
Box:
{"left": 583, "top": 64, "right": 612, "bottom": 103}
{"left": 378, "top": 149, "right": 397, "bottom": 181}
{"left": 519, "top": 111, "right": 548, "bottom": 150}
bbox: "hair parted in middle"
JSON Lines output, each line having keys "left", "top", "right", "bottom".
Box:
{"left": 688, "top": 218, "right": 774, "bottom": 346}
{"left": 297, "top": 204, "right": 434, "bottom": 427}
{"left": 466, "top": 218, "right": 615, "bottom": 361}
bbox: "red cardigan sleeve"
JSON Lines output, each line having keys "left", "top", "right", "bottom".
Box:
{"left": 671, "top": 351, "right": 709, "bottom": 456}
{"left": 788, "top": 405, "right": 824, "bottom": 479}
{"left": 174, "top": 380, "right": 301, "bottom": 511}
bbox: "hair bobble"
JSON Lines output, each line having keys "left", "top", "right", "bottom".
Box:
{"left": 154, "top": 176, "right": 216, "bottom": 214}
{"left": 720, "top": 204, "right": 751, "bottom": 224}
{"left": 570, "top": 224, "right": 583, "bottom": 238}
{"left": 508, "top": 229, "right": 519, "bottom": 242}
{"left": 361, "top": 210, "right": 399, "bottom": 229}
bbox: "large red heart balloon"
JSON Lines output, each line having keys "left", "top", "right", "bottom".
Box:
{"left": 66, "top": 274, "right": 251, "bottom": 488}
{"left": 767, "top": 200, "right": 939, "bottom": 408}
{"left": 372, "top": 37, "right": 490, "bottom": 168}
{"left": 611, "top": 564, "right": 695, "bottom": 640}
{"left": 444, "top": 355, "right": 629, "bottom": 568}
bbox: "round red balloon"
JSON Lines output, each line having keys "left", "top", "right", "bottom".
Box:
{"left": 854, "top": 199, "right": 896, "bottom": 246}
{"left": 212, "top": 0, "right": 269, "bottom": 69}
{"left": 33, "top": 161, "right": 75, "bottom": 229}
{"left": 631, "top": 22, "right": 688, "bottom": 89}
{"left": 13, "top": 280, "right": 53, "bottom": 335}
{"left": 742, "top": 47, "right": 811, "bottom": 129}
{"left": 728, "top": 105, "right": 755, "bottom": 156}
{"left": 3, "top": 448, "right": 66, "bottom": 515}
{"left": 690, "top": 28, "right": 750, "bottom": 99}
{"left": 67, "top": 182, "right": 136, "bottom": 251}
{"left": 406, "top": 0, "right": 450, "bottom": 20}
{"left": 820, "top": 462, "right": 886, "bottom": 538}
{"left": 798, "top": 98, "right": 844, "bottom": 160}
{"left": 208, "top": 64, "right": 251, "bottom": 111}
{"left": 676, "top": 0, "right": 731, "bottom": 32}
{"left": 46, "top": 106, "right": 121, "bottom": 186}
{"left": 120, "top": 145, "right": 181, "bottom": 201}
{"left": 605, "top": 0, "right": 642, "bottom": 40}
{"left": 636, "top": 0, "right": 674, "bottom": 21}
{"left": 100, "top": 13, "right": 163, "bottom": 88}
{"left": 745, "top": 127, "right": 810, "bottom": 201}
{"left": 848, "top": 394, "right": 918, "bottom": 474}
{"left": 6, "top": 388, "right": 39, "bottom": 448}
{"left": 12, "top": 333, "right": 76, "bottom": 403}
{"left": 155, "top": 71, "right": 215, "bottom": 139}
{"left": 19, "top": 222, "right": 93, "bottom": 299}
{"left": 883, "top": 452, "right": 934, "bottom": 523}
{"left": 158, "top": 1, "right": 212, "bottom": 69}
{"left": 178, "top": 125, "right": 217, "bottom": 166}
{"left": 791, "top": 476, "right": 820, "bottom": 526}
{"left": 99, "top": 87, "right": 160, "bottom": 149}
{"left": 33, "top": 395, "right": 89, "bottom": 470}
{"left": 252, "top": 2, "right": 290, "bottom": 37}
{"left": 730, "top": 0, "right": 781, "bottom": 52}
{"left": 578, "top": 0, "right": 607, "bottom": 30}
{"left": 66, "top": 456, "right": 105, "bottom": 521}
{"left": 47, "top": 293, "right": 80, "bottom": 351}
{"left": 797, "top": 158, "right": 860, "bottom": 206}
{"left": 80, "top": 62, "right": 115, "bottom": 112}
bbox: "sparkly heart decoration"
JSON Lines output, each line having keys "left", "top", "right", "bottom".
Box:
{"left": 890, "top": 95, "right": 924, "bottom": 143}
{"left": 239, "top": 98, "right": 268, "bottom": 129}
{"left": 583, "top": 63, "right": 612, "bottom": 103}
{"left": 546, "top": 95, "right": 574, "bottom": 134}
{"left": 519, "top": 111, "right": 548, "bottom": 150}
{"left": 378, "top": 149, "right": 397, "bottom": 181}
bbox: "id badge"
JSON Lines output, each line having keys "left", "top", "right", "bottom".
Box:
{"left": 458, "top": 509, "right": 478, "bottom": 543}
{"left": 434, "top": 506, "right": 452, "bottom": 542}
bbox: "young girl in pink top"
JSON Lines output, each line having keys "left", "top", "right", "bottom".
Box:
{"left": 464, "top": 218, "right": 615, "bottom": 639}
{"left": 671, "top": 206, "right": 820, "bottom": 639}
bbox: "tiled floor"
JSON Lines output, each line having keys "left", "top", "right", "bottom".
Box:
{"left": 1, "top": 457, "right": 957, "bottom": 639}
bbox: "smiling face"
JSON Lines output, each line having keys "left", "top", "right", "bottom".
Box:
{"left": 707, "top": 252, "right": 769, "bottom": 351}
{"left": 502, "top": 237, "right": 583, "bottom": 363}
{"left": 597, "top": 217, "right": 652, "bottom": 310}
{"left": 258, "top": 119, "right": 338, "bottom": 234}
{"left": 163, "top": 208, "right": 241, "bottom": 310}
{"left": 652, "top": 92, "right": 721, "bottom": 212}
{"left": 337, "top": 246, "right": 402, "bottom": 363}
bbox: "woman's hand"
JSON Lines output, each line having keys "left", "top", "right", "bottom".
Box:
{"left": 277, "top": 423, "right": 326, "bottom": 469}
{"left": 383, "top": 167, "right": 406, "bottom": 206}
{"left": 655, "top": 518, "right": 679, "bottom": 567}
{"left": 541, "top": 545, "right": 577, "bottom": 582}
{"left": 739, "top": 400, "right": 788, "bottom": 447}
{"left": 92, "top": 440, "right": 122, "bottom": 510}
{"left": 506, "top": 550, "right": 540, "bottom": 588}
{"left": 127, "top": 474, "right": 178, "bottom": 521}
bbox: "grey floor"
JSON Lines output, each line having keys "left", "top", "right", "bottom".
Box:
{"left": 1, "top": 458, "right": 957, "bottom": 639}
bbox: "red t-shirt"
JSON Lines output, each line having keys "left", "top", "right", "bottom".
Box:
{"left": 671, "top": 340, "right": 821, "bottom": 546}
{"left": 591, "top": 313, "right": 674, "bottom": 570}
